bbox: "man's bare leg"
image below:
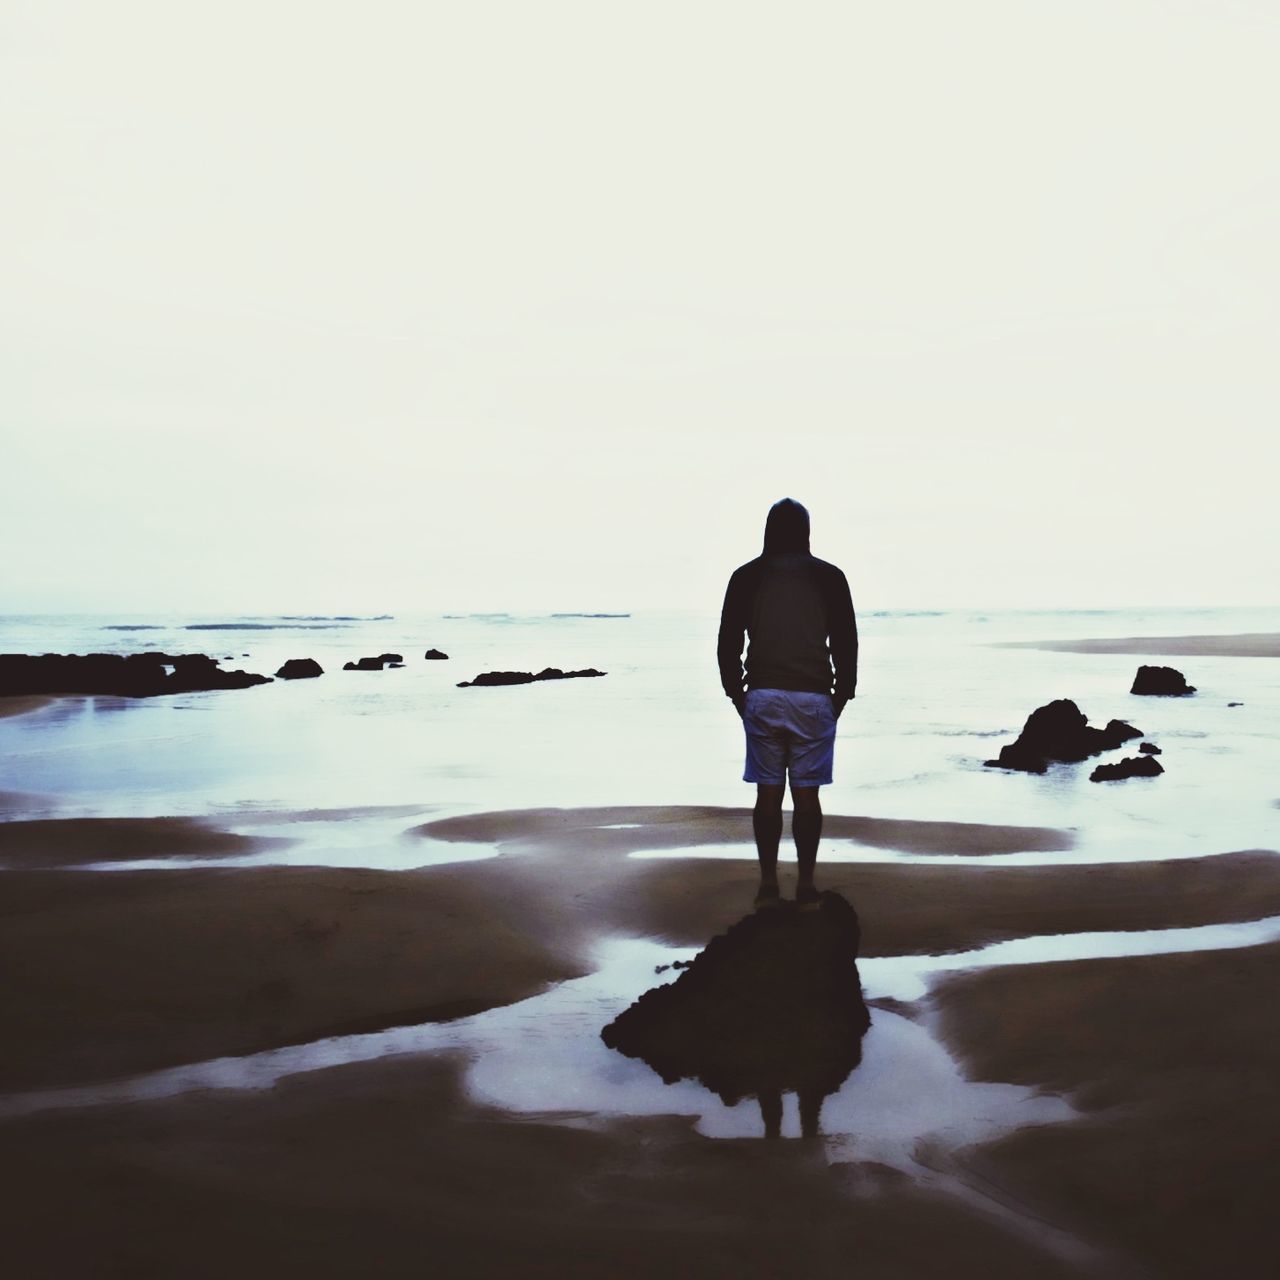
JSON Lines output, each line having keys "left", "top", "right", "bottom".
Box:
{"left": 753, "top": 783, "right": 785, "bottom": 900}
{"left": 791, "top": 784, "right": 822, "bottom": 901}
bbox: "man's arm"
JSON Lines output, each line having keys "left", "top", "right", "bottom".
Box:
{"left": 826, "top": 567, "right": 858, "bottom": 716}
{"left": 716, "top": 569, "right": 749, "bottom": 715}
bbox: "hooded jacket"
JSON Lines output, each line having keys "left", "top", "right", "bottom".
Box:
{"left": 716, "top": 501, "right": 858, "bottom": 703}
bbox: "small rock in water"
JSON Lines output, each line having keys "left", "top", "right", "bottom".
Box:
{"left": 1090, "top": 755, "right": 1164, "bottom": 782}
{"left": 343, "top": 656, "right": 388, "bottom": 671}
{"left": 1138, "top": 742, "right": 1161, "bottom": 755}
{"left": 1228, "top": 701, "right": 1243, "bottom": 708}
{"left": 1131, "top": 665, "right": 1196, "bottom": 696}
{"left": 275, "top": 658, "right": 323, "bottom": 679}
{"left": 423, "top": 649, "right": 449, "bottom": 660}
{"left": 457, "top": 667, "right": 607, "bottom": 688}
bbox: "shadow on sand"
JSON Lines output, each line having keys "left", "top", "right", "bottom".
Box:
{"left": 601, "top": 892, "right": 870, "bottom": 1139}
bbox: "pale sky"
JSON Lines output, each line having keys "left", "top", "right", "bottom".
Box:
{"left": 3, "top": 1, "right": 1278, "bottom": 615}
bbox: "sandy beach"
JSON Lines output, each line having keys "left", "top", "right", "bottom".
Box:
{"left": 1, "top": 802, "right": 1278, "bottom": 1277}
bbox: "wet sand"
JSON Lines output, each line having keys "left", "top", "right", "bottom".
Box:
{"left": 4, "top": 811, "right": 1280, "bottom": 1094}
{"left": 0, "top": 1052, "right": 1085, "bottom": 1280}
{"left": 994, "top": 631, "right": 1280, "bottom": 658}
{"left": 2, "top": 807, "right": 1278, "bottom": 1275}
{"left": 0, "top": 693, "right": 56, "bottom": 719}
{"left": 930, "top": 941, "right": 1280, "bottom": 1277}
{"left": 0, "top": 815, "right": 293, "bottom": 869}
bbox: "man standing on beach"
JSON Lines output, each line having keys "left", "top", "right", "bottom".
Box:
{"left": 717, "top": 499, "right": 858, "bottom": 909}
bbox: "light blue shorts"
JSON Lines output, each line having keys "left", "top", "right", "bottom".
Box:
{"left": 742, "top": 688, "right": 837, "bottom": 787}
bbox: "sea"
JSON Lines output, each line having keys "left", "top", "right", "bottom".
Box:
{"left": 2, "top": 605, "right": 1278, "bottom": 864}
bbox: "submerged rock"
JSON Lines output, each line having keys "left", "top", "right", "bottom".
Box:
{"left": 601, "top": 892, "right": 870, "bottom": 1107}
{"left": 1090, "top": 755, "right": 1164, "bottom": 782}
{"left": 423, "top": 649, "right": 449, "bottom": 660}
{"left": 1131, "top": 665, "right": 1196, "bottom": 696}
{"left": 342, "top": 656, "right": 396, "bottom": 671}
{"left": 984, "top": 699, "right": 1142, "bottom": 773}
{"left": 275, "top": 658, "right": 323, "bottom": 679}
{"left": 457, "top": 667, "right": 607, "bottom": 688}
{"left": 0, "top": 652, "right": 271, "bottom": 698}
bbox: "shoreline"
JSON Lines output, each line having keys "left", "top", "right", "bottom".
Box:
{"left": 992, "top": 631, "right": 1280, "bottom": 658}
{"left": 2, "top": 808, "right": 1278, "bottom": 1092}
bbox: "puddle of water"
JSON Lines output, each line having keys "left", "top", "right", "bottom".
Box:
{"left": 861, "top": 913, "right": 1280, "bottom": 1001}
{"left": 6, "top": 915, "right": 1278, "bottom": 1200}
{"left": 75, "top": 813, "right": 499, "bottom": 872}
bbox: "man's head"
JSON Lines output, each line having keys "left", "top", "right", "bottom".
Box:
{"left": 762, "top": 498, "right": 810, "bottom": 554}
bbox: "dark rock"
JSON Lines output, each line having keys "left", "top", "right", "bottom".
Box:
{"left": 1090, "top": 755, "right": 1165, "bottom": 782}
{"left": 423, "top": 649, "right": 449, "bottom": 660}
{"left": 1228, "top": 702, "right": 1243, "bottom": 708}
{"left": 1138, "top": 742, "right": 1161, "bottom": 755}
{"left": 457, "top": 668, "right": 607, "bottom": 688}
{"left": 601, "top": 892, "right": 869, "bottom": 1108}
{"left": 1131, "top": 665, "right": 1196, "bottom": 696}
{"left": 377, "top": 653, "right": 403, "bottom": 664}
{"left": 343, "top": 656, "right": 388, "bottom": 671}
{"left": 0, "top": 652, "right": 271, "bottom": 698}
{"left": 984, "top": 699, "right": 1143, "bottom": 773}
{"left": 275, "top": 658, "right": 323, "bottom": 680}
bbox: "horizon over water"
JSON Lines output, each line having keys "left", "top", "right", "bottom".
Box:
{"left": 2, "top": 603, "right": 1278, "bottom": 867}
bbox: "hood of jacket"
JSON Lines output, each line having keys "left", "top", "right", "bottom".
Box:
{"left": 762, "top": 498, "right": 811, "bottom": 554}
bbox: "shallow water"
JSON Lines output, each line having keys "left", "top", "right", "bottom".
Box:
{"left": 3, "top": 607, "right": 1279, "bottom": 864}
{"left": 8, "top": 910, "right": 1278, "bottom": 1136}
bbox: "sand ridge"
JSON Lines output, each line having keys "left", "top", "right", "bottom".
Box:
{"left": 993, "top": 631, "right": 1280, "bottom": 658}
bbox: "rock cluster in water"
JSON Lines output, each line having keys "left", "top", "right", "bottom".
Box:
{"left": 342, "top": 653, "right": 404, "bottom": 671}
{"left": 601, "top": 892, "right": 870, "bottom": 1106}
{"left": 984, "top": 699, "right": 1142, "bottom": 774}
{"left": 0, "top": 652, "right": 270, "bottom": 698}
{"left": 456, "top": 667, "right": 606, "bottom": 688}
{"left": 1131, "top": 665, "right": 1196, "bottom": 696}
{"left": 275, "top": 658, "right": 323, "bottom": 679}
{"left": 1091, "top": 755, "right": 1165, "bottom": 782}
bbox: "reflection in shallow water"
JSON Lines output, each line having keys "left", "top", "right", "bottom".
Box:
{"left": 601, "top": 894, "right": 871, "bottom": 1140}
{"left": 0, "top": 931, "right": 1073, "bottom": 1171}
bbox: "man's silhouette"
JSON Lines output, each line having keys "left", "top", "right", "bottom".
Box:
{"left": 717, "top": 499, "right": 858, "bottom": 908}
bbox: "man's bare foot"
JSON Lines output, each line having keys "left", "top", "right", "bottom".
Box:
{"left": 753, "top": 882, "right": 782, "bottom": 910}
{"left": 795, "top": 883, "right": 821, "bottom": 911}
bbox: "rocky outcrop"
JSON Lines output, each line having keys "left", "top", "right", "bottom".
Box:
{"left": 275, "top": 658, "right": 323, "bottom": 679}
{"left": 1131, "top": 665, "right": 1196, "bottom": 696}
{"left": 984, "top": 699, "right": 1142, "bottom": 774}
{"left": 423, "top": 649, "right": 449, "bottom": 660}
{"left": 1090, "top": 755, "right": 1164, "bottom": 782}
{"left": 457, "top": 667, "right": 606, "bottom": 688}
{"left": 0, "top": 652, "right": 271, "bottom": 698}
{"left": 1138, "top": 742, "right": 1161, "bottom": 755}
{"left": 601, "top": 892, "right": 869, "bottom": 1107}
{"left": 341, "top": 653, "right": 405, "bottom": 671}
